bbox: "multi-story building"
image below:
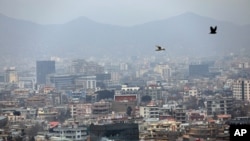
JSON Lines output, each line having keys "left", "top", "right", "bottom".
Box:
{"left": 184, "top": 87, "right": 200, "bottom": 97}
{"left": 47, "top": 74, "right": 75, "bottom": 90}
{"left": 75, "top": 75, "right": 96, "bottom": 90}
{"left": 36, "top": 60, "right": 55, "bottom": 85}
{"left": 0, "top": 101, "right": 19, "bottom": 108}
{"left": 140, "top": 120, "right": 182, "bottom": 140}
{"left": 139, "top": 105, "right": 159, "bottom": 119}
{"left": 238, "top": 62, "right": 249, "bottom": 69}
{"left": 112, "top": 94, "right": 137, "bottom": 114}
{"left": 67, "top": 91, "right": 85, "bottom": 103}
{"left": 26, "top": 95, "right": 46, "bottom": 108}
{"left": 50, "top": 125, "right": 88, "bottom": 141}
{"left": 154, "top": 64, "right": 171, "bottom": 80}
{"left": 18, "top": 77, "right": 35, "bottom": 90}
{"left": 92, "top": 101, "right": 111, "bottom": 115}
{"left": 2, "top": 111, "right": 26, "bottom": 123}
{"left": 205, "top": 94, "right": 233, "bottom": 116}
{"left": 5, "top": 67, "right": 18, "bottom": 83}
{"left": 37, "top": 107, "right": 58, "bottom": 120}
{"left": 173, "top": 105, "right": 186, "bottom": 123}
{"left": 143, "top": 84, "right": 162, "bottom": 101}
{"left": 119, "top": 63, "right": 128, "bottom": 71}
{"left": 69, "top": 103, "right": 92, "bottom": 118}
{"left": 233, "top": 79, "right": 250, "bottom": 101}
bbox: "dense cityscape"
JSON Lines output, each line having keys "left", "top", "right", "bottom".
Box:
{"left": 1, "top": 1, "right": 250, "bottom": 141}
{"left": 1, "top": 53, "right": 250, "bottom": 141}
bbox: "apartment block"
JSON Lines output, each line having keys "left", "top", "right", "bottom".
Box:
{"left": 206, "top": 95, "right": 233, "bottom": 116}
{"left": 233, "top": 79, "right": 250, "bottom": 101}
{"left": 139, "top": 105, "right": 159, "bottom": 119}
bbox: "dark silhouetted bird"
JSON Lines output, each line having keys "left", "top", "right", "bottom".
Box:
{"left": 155, "top": 45, "right": 165, "bottom": 51}
{"left": 210, "top": 26, "right": 217, "bottom": 34}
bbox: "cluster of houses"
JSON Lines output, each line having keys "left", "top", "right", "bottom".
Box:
{"left": 1, "top": 56, "right": 250, "bottom": 141}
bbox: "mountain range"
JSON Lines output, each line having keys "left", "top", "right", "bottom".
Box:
{"left": 0, "top": 12, "right": 250, "bottom": 63}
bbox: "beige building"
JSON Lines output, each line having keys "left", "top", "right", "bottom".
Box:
{"left": 140, "top": 105, "right": 159, "bottom": 119}
{"left": 5, "top": 67, "right": 18, "bottom": 83}
{"left": 184, "top": 87, "right": 200, "bottom": 97}
{"left": 233, "top": 79, "right": 250, "bottom": 101}
{"left": 69, "top": 103, "right": 92, "bottom": 118}
{"left": 154, "top": 64, "right": 171, "bottom": 80}
{"left": 92, "top": 101, "right": 111, "bottom": 115}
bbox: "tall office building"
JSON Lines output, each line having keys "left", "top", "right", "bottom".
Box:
{"left": 36, "top": 60, "right": 55, "bottom": 84}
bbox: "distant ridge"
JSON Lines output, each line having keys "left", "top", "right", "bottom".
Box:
{"left": 0, "top": 12, "right": 249, "bottom": 63}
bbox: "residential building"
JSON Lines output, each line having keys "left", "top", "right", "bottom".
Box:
{"left": 143, "top": 84, "right": 162, "bottom": 101}
{"left": 26, "top": 95, "right": 46, "bottom": 108}
{"left": 37, "top": 107, "right": 58, "bottom": 120}
{"left": 139, "top": 105, "right": 159, "bottom": 119}
{"left": 69, "top": 103, "right": 92, "bottom": 118}
{"left": 50, "top": 125, "right": 88, "bottom": 141}
{"left": 112, "top": 95, "right": 137, "bottom": 114}
{"left": 92, "top": 101, "right": 111, "bottom": 115}
{"left": 233, "top": 79, "right": 250, "bottom": 101}
{"left": 205, "top": 94, "right": 233, "bottom": 116}
{"left": 173, "top": 105, "right": 186, "bottom": 123}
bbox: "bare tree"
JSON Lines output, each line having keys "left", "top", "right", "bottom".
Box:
{"left": 25, "top": 123, "right": 44, "bottom": 140}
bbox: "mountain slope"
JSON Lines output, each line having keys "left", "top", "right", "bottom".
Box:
{"left": 0, "top": 12, "right": 249, "bottom": 62}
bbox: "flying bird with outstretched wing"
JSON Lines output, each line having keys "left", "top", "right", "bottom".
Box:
{"left": 210, "top": 26, "right": 217, "bottom": 34}
{"left": 155, "top": 45, "right": 165, "bottom": 51}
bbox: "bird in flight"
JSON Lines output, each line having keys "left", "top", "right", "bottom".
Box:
{"left": 210, "top": 26, "right": 217, "bottom": 34}
{"left": 155, "top": 45, "right": 165, "bottom": 51}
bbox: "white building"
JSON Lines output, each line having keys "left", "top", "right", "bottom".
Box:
{"left": 139, "top": 105, "right": 159, "bottom": 120}
{"left": 50, "top": 125, "right": 88, "bottom": 141}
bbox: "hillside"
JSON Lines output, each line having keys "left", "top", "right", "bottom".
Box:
{"left": 0, "top": 12, "right": 249, "bottom": 63}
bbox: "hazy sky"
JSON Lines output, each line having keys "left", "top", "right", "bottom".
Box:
{"left": 0, "top": 0, "right": 249, "bottom": 26}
